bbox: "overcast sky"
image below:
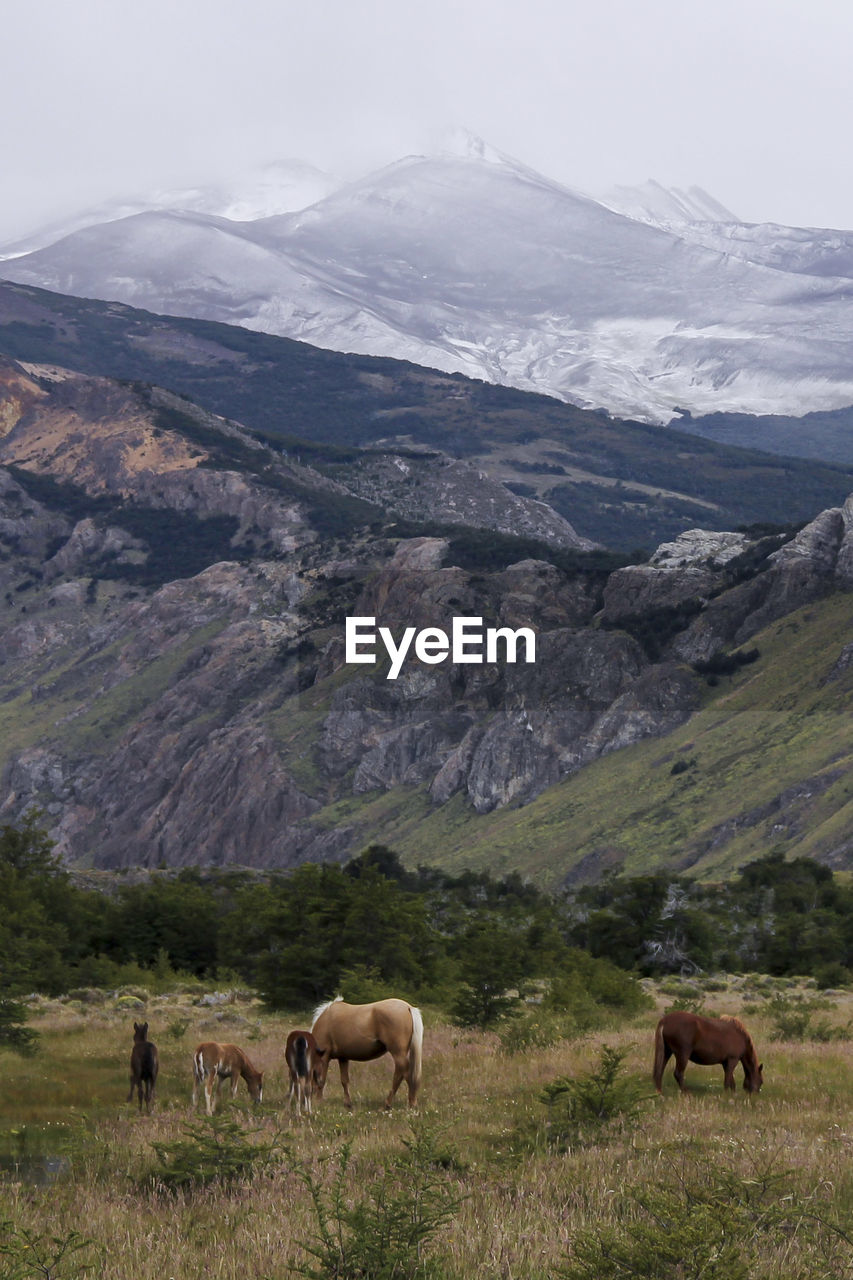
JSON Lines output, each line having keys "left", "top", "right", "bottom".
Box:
{"left": 3, "top": 0, "right": 853, "bottom": 240}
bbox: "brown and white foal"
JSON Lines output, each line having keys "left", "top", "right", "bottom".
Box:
{"left": 192, "top": 1041, "right": 264, "bottom": 1115}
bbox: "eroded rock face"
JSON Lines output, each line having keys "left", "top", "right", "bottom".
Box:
{"left": 649, "top": 529, "right": 749, "bottom": 569}
{"left": 598, "top": 510, "right": 853, "bottom": 668}
{"left": 2, "top": 421, "right": 853, "bottom": 873}
{"left": 317, "top": 592, "right": 698, "bottom": 814}
{"left": 600, "top": 528, "right": 751, "bottom": 625}
{"left": 337, "top": 450, "right": 591, "bottom": 549}
{"left": 0, "top": 468, "right": 69, "bottom": 571}
{"left": 670, "top": 505, "right": 853, "bottom": 662}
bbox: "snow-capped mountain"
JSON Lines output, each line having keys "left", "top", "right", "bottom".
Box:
{"left": 0, "top": 160, "right": 339, "bottom": 260}
{"left": 5, "top": 140, "right": 853, "bottom": 422}
{"left": 600, "top": 179, "right": 739, "bottom": 227}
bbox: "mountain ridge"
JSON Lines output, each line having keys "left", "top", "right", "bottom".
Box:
{"left": 1, "top": 345, "right": 853, "bottom": 882}
{"left": 5, "top": 145, "right": 853, "bottom": 422}
{"left": 2, "top": 279, "right": 852, "bottom": 551}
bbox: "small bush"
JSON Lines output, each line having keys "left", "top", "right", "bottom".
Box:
{"left": 764, "top": 993, "right": 845, "bottom": 1042}
{"left": 670, "top": 757, "right": 696, "bottom": 776}
{"left": 292, "top": 1122, "right": 463, "bottom": 1280}
{"left": 451, "top": 982, "right": 521, "bottom": 1029}
{"left": 540, "top": 1044, "right": 649, "bottom": 1148}
{"left": 498, "top": 1011, "right": 561, "bottom": 1055}
{"left": 65, "top": 988, "right": 105, "bottom": 1005}
{"left": 0, "top": 1221, "right": 100, "bottom": 1278}
{"left": 148, "top": 1117, "right": 285, "bottom": 1193}
{"left": 164, "top": 1017, "right": 191, "bottom": 1041}
{"left": 0, "top": 997, "right": 39, "bottom": 1056}
{"left": 665, "top": 996, "right": 707, "bottom": 1015}
{"left": 814, "top": 961, "right": 852, "bottom": 989}
{"left": 558, "top": 1146, "right": 852, "bottom": 1280}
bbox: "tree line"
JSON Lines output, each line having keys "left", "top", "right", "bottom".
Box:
{"left": 1, "top": 815, "right": 851, "bottom": 1049}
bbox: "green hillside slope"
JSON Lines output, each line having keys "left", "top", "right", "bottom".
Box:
{"left": 295, "top": 592, "right": 853, "bottom": 887}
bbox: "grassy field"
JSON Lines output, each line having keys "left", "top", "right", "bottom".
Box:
{"left": 1, "top": 981, "right": 853, "bottom": 1278}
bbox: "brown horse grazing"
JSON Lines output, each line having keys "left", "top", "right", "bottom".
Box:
{"left": 653, "top": 1011, "right": 764, "bottom": 1094}
{"left": 285, "top": 1030, "right": 325, "bottom": 1118}
{"left": 311, "top": 996, "right": 423, "bottom": 1110}
{"left": 128, "top": 1021, "right": 158, "bottom": 1114}
{"left": 192, "top": 1042, "right": 264, "bottom": 1115}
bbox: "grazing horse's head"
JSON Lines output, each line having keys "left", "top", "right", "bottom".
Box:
{"left": 249, "top": 1070, "right": 264, "bottom": 1105}
{"left": 744, "top": 1060, "right": 764, "bottom": 1093}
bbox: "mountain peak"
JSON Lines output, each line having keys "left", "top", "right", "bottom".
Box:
{"left": 438, "top": 127, "right": 510, "bottom": 166}
{"left": 600, "top": 179, "right": 739, "bottom": 226}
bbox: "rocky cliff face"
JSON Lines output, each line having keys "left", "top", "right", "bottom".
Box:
{"left": 1, "top": 354, "right": 852, "bottom": 874}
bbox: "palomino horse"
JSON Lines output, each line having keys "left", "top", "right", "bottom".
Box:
{"left": 128, "top": 1021, "right": 158, "bottom": 1114}
{"left": 285, "top": 1029, "right": 325, "bottom": 1118}
{"left": 653, "top": 1011, "right": 764, "bottom": 1094}
{"left": 311, "top": 997, "right": 423, "bottom": 1110}
{"left": 192, "top": 1042, "right": 264, "bottom": 1115}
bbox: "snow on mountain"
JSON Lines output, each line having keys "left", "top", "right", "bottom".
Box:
{"left": 601, "top": 180, "right": 853, "bottom": 280}
{"left": 600, "top": 179, "right": 739, "bottom": 226}
{"left": 0, "top": 161, "right": 339, "bottom": 261}
{"left": 5, "top": 142, "right": 853, "bottom": 422}
{"left": 153, "top": 160, "right": 340, "bottom": 222}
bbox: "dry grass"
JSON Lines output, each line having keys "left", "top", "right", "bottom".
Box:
{"left": 1, "top": 982, "right": 853, "bottom": 1278}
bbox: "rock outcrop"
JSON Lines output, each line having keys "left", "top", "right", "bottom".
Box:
{"left": 2, "top": 352, "right": 852, "bottom": 873}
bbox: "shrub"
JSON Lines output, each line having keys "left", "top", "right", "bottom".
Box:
{"left": 0, "top": 1222, "right": 100, "bottom": 1278}
{"left": 763, "top": 993, "right": 845, "bottom": 1042}
{"left": 558, "top": 1146, "right": 852, "bottom": 1280}
{"left": 540, "top": 1044, "right": 649, "bottom": 1148}
{"left": 165, "top": 1016, "right": 191, "bottom": 1041}
{"left": 814, "top": 961, "right": 852, "bottom": 989}
{"left": 148, "top": 1117, "right": 285, "bottom": 1192}
{"left": 292, "top": 1123, "right": 462, "bottom": 1280}
{"left": 497, "top": 1011, "right": 562, "bottom": 1055}
{"left": 0, "top": 997, "right": 39, "bottom": 1055}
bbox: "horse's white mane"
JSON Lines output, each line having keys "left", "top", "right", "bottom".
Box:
{"left": 311, "top": 994, "right": 344, "bottom": 1029}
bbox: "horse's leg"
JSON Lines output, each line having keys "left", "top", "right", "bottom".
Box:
{"left": 231, "top": 1073, "right": 240, "bottom": 1101}
{"left": 673, "top": 1048, "right": 690, "bottom": 1092}
{"left": 385, "top": 1052, "right": 408, "bottom": 1110}
{"left": 339, "top": 1059, "right": 352, "bottom": 1108}
{"left": 723, "top": 1058, "right": 737, "bottom": 1090}
{"left": 205, "top": 1073, "right": 217, "bottom": 1116}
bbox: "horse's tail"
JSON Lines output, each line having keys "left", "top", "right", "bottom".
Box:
{"left": 652, "top": 1018, "right": 666, "bottom": 1093}
{"left": 294, "top": 1034, "right": 309, "bottom": 1079}
{"left": 409, "top": 1005, "right": 424, "bottom": 1096}
{"left": 193, "top": 1047, "right": 205, "bottom": 1083}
